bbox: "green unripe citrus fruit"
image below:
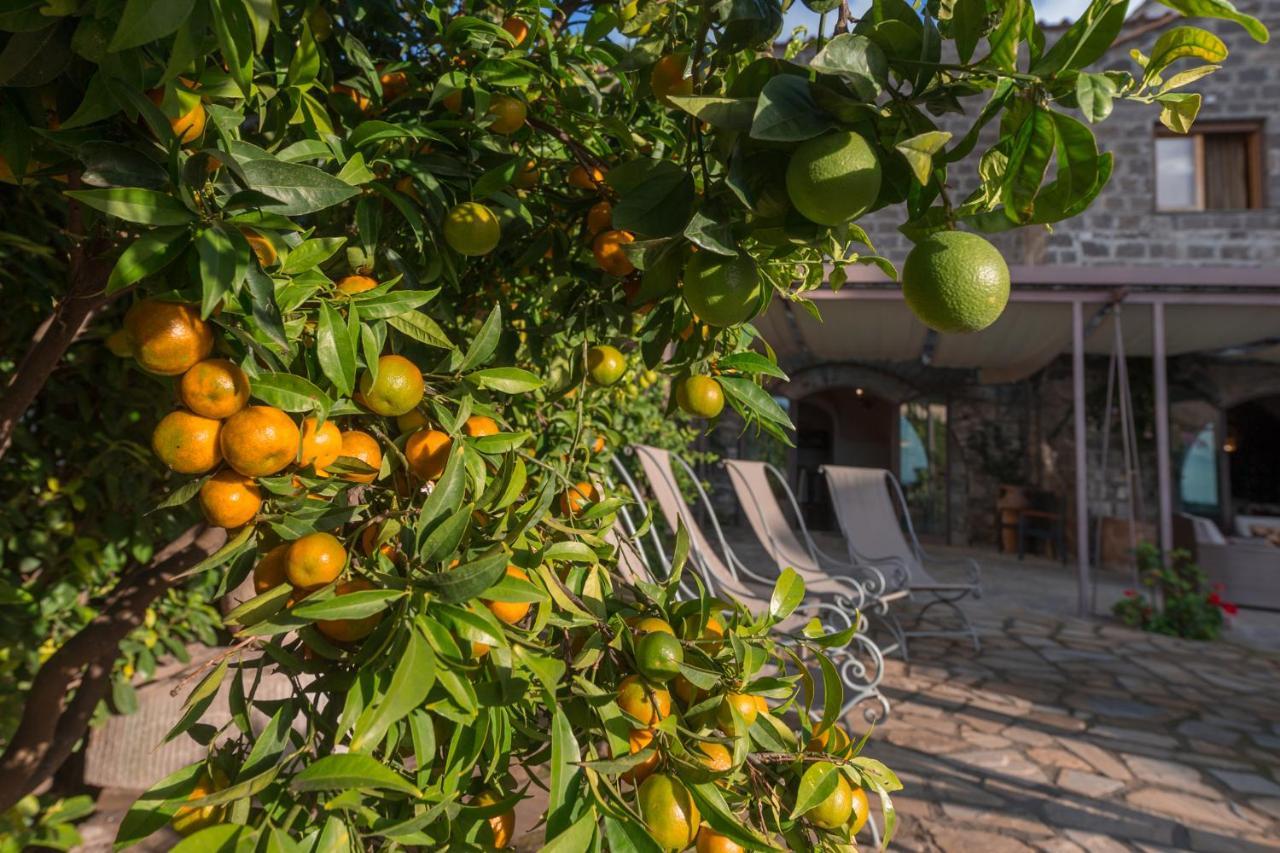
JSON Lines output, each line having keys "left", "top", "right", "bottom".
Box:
{"left": 785, "top": 131, "right": 881, "bottom": 226}
{"left": 358, "top": 355, "right": 425, "bottom": 416}
{"left": 587, "top": 345, "right": 626, "bottom": 386}
{"left": 444, "top": 202, "right": 500, "bottom": 256}
{"left": 638, "top": 774, "right": 700, "bottom": 851}
{"left": 901, "top": 230, "right": 1010, "bottom": 333}
{"left": 635, "top": 630, "right": 684, "bottom": 683}
{"left": 682, "top": 252, "right": 764, "bottom": 327}
{"left": 677, "top": 375, "right": 724, "bottom": 419}
{"left": 804, "top": 763, "right": 855, "bottom": 829}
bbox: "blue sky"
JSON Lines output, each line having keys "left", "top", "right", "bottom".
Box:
{"left": 781, "top": 0, "right": 1094, "bottom": 33}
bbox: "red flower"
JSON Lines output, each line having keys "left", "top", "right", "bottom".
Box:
{"left": 1123, "top": 589, "right": 1136, "bottom": 597}
{"left": 1224, "top": 603, "right": 1239, "bottom": 615}
{"left": 1208, "top": 592, "right": 1222, "bottom": 605}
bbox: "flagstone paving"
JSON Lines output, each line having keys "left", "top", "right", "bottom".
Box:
{"left": 866, "top": 612, "right": 1280, "bottom": 852}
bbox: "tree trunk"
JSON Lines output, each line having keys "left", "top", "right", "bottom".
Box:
{"left": 0, "top": 524, "right": 227, "bottom": 812}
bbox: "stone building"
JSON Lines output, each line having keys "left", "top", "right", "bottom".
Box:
{"left": 737, "top": 0, "right": 1280, "bottom": 568}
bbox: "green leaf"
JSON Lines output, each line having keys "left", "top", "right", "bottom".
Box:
{"left": 1076, "top": 72, "right": 1117, "bottom": 123}
{"left": 1002, "top": 107, "right": 1057, "bottom": 223}
{"left": 1157, "top": 92, "right": 1201, "bottom": 133}
{"left": 610, "top": 160, "right": 696, "bottom": 239}
{"left": 789, "top": 761, "right": 840, "bottom": 818}
{"left": 1029, "top": 0, "right": 1128, "bottom": 75}
{"left": 687, "top": 782, "right": 776, "bottom": 850}
{"left": 1145, "top": 26, "right": 1227, "bottom": 81}
{"left": 716, "top": 352, "right": 788, "bottom": 380}
{"left": 810, "top": 34, "right": 887, "bottom": 101}
{"left": 107, "top": 227, "right": 191, "bottom": 293}
{"left": 472, "top": 156, "right": 521, "bottom": 199}
{"left": 459, "top": 305, "right": 502, "bottom": 372}
{"left": 542, "top": 807, "right": 597, "bottom": 853}
{"left": 209, "top": 0, "right": 253, "bottom": 97}
{"left": 983, "top": 0, "right": 1024, "bottom": 71}
{"left": 951, "top": 0, "right": 986, "bottom": 63}
{"left": 285, "top": 18, "right": 320, "bottom": 87}
{"left": 109, "top": 0, "right": 196, "bottom": 51}
{"left": 349, "top": 289, "right": 437, "bottom": 319}
{"left": 717, "top": 376, "right": 791, "bottom": 428}
{"left": 351, "top": 622, "right": 437, "bottom": 751}
{"left": 548, "top": 707, "right": 582, "bottom": 837}
{"left": 280, "top": 237, "right": 346, "bottom": 275}
{"left": 163, "top": 658, "right": 227, "bottom": 743}
{"left": 750, "top": 75, "right": 833, "bottom": 142}
{"left": 316, "top": 302, "right": 357, "bottom": 396}
{"left": 250, "top": 372, "right": 328, "bottom": 412}
{"left": 602, "top": 814, "right": 666, "bottom": 853}
{"left": 171, "top": 824, "right": 250, "bottom": 852}
{"left": 66, "top": 189, "right": 195, "bottom": 226}
{"left": 239, "top": 159, "right": 361, "bottom": 215}
{"left": 894, "top": 131, "right": 952, "bottom": 184}
{"left": 387, "top": 311, "right": 453, "bottom": 349}
{"left": 417, "top": 504, "right": 472, "bottom": 564}
{"left": 1152, "top": 0, "right": 1268, "bottom": 42}
{"left": 468, "top": 367, "right": 543, "bottom": 394}
{"left": 418, "top": 549, "right": 507, "bottom": 603}
{"left": 542, "top": 541, "right": 597, "bottom": 563}
{"left": 769, "top": 568, "right": 805, "bottom": 621}
{"left": 290, "top": 589, "right": 403, "bottom": 620}
{"left": 665, "top": 96, "right": 756, "bottom": 132}
{"left": 291, "top": 754, "right": 420, "bottom": 796}
{"left": 195, "top": 224, "right": 249, "bottom": 319}
{"left": 350, "top": 120, "right": 416, "bottom": 149}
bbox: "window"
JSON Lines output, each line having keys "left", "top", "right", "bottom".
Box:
{"left": 1154, "top": 121, "right": 1264, "bottom": 211}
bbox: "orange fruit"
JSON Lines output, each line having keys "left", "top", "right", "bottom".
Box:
{"left": 334, "top": 84, "right": 372, "bottom": 114}
{"left": 152, "top": 410, "right": 222, "bottom": 474}
{"left": 559, "top": 481, "right": 598, "bottom": 516}
{"left": 171, "top": 768, "right": 228, "bottom": 835}
{"left": 442, "top": 89, "right": 463, "bottom": 113}
{"left": 587, "top": 344, "right": 626, "bottom": 386}
{"left": 360, "top": 523, "right": 397, "bottom": 559}
{"left": 379, "top": 69, "right": 409, "bottom": 100}
{"left": 586, "top": 200, "right": 612, "bottom": 235}
{"left": 513, "top": 157, "right": 539, "bottom": 188}
{"left": 849, "top": 787, "right": 871, "bottom": 835}
{"left": 472, "top": 790, "right": 514, "bottom": 849}
{"left": 807, "top": 724, "right": 852, "bottom": 754}
{"left": 502, "top": 17, "right": 529, "bottom": 45}
{"left": 396, "top": 409, "right": 429, "bottom": 433}
{"left": 147, "top": 81, "right": 206, "bottom": 144}
{"left": 299, "top": 417, "right": 342, "bottom": 473}
{"left": 125, "top": 300, "right": 214, "bottom": 376}
{"left": 633, "top": 616, "right": 675, "bottom": 635}
{"left": 651, "top": 54, "right": 693, "bottom": 107}
{"left": 443, "top": 202, "right": 500, "bottom": 256}
{"left": 804, "top": 764, "right": 855, "bottom": 829}
{"left": 338, "top": 430, "right": 382, "bottom": 482}
{"left": 253, "top": 544, "right": 290, "bottom": 594}
{"left": 286, "top": 531, "right": 347, "bottom": 589}
{"left": 592, "top": 229, "right": 635, "bottom": 277}
{"left": 395, "top": 174, "right": 421, "bottom": 203}
{"left": 696, "top": 741, "right": 732, "bottom": 773}
{"left": 220, "top": 406, "right": 300, "bottom": 477}
{"left": 337, "top": 274, "right": 378, "bottom": 295}
{"left": 405, "top": 429, "right": 452, "bottom": 480}
{"left": 316, "top": 579, "right": 383, "bottom": 642}
{"left": 241, "top": 230, "right": 277, "bottom": 267}
{"left": 696, "top": 826, "right": 744, "bottom": 853}
{"left": 677, "top": 376, "right": 725, "bottom": 419}
{"left": 463, "top": 415, "right": 499, "bottom": 437}
{"left": 486, "top": 94, "right": 526, "bottom": 135}
{"left": 483, "top": 565, "right": 532, "bottom": 624}
{"left": 753, "top": 695, "right": 769, "bottom": 714}
{"left": 621, "top": 728, "right": 659, "bottom": 784}
{"left": 568, "top": 164, "right": 606, "bottom": 190}
{"left": 673, "top": 674, "right": 703, "bottom": 706}
{"left": 617, "top": 674, "right": 671, "bottom": 726}
{"left": 105, "top": 329, "right": 134, "bottom": 357}
{"left": 358, "top": 355, "right": 425, "bottom": 417}
{"left": 638, "top": 774, "right": 700, "bottom": 852}
{"left": 715, "top": 693, "right": 758, "bottom": 736}
{"left": 635, "top": 631, "right": 683, "bottom": 683}
{"left": 591, "top": 435, "right": 606, "bottom": 454}
{"left": 199, "top": 470, "right": 262, "bottom": 528}
{"left": 180, "top": 359, "right": 250, "bottom": 419}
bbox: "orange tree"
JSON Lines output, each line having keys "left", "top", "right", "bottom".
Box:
{"left": 0, "top": 0, "right": 1266, "bottom": 849}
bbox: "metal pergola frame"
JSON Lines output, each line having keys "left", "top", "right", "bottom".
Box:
{"left": 799, "top": 264, "right": 1280, "bottom": 617}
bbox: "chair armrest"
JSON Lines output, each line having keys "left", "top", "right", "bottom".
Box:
{"left": 922, "top": 553, "right": 982, "bottom": 588}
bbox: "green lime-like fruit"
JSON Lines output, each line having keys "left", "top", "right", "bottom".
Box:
{"left": 785, "top": 131, "right": 881, "bottom": 226}
{"left": 443, "top": 202, "right": 500, "bottom": 256}
{"left": 635, "top": 630, "right": 684, "bottom": 683}
{"left": 587, "top": 345, "right": 626, "bottom": 386}
{"left": 676, "top": 375, "right": 724, "bottom": 419}
{"left": 804, "top": 763, "right": 856, "bottom": 829}
{"left": 682, "top": 252, "right": 764, "bottom": 327}
{"left": 358, "top": 355, "right": 425, "bottom": 417}
{"left": 637, "top": 774, "right": 700, "bottom": 852}
{"left": 901, "top": 230, "right": 1010, "bottom": 333}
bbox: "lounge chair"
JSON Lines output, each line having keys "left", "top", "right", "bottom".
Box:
{"left": 627, "top": 445, "right": 892, "bottom": 721}
{"left": 722, "top": 458, "right": 908, "bottom": 657}
{"left": 820, "top": 465, "right": 983, "bottom": 655}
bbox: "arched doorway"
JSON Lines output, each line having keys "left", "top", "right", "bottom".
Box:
{"left": 1225, "top": 395, "right": 1280, "bottom": 518}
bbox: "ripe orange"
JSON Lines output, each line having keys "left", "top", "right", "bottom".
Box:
{"left": 804, "top": 764, "right": 855, "bottom": 829}
{"left": 241, "top": 230, "right": 277, "bottom": 267}
{"left": 632, "top": 616, "right": 675, "bottom": 635}
{"left": 286, "top": 531, "right": 347, "bottom": 590}
{"left": 105, "top": 329, "right": 134, "bottom": 357}
{"left": 591, "top": 435, "right": 606, "bottom": 453}
{"left": 502, "top": 17, "right": 529, "bottom": 45}
{"left": 220, "top": 406, "right": 300, "bottom": 477}
{"left": 253, "top": 544, "right": 290, "bottom": 594}
{"left": 396, "top": 409, "right": 429, "bottom": 433}
{"left": 180, "top": 359, "right": 250, "bottom": 419}
{"left": 592, "top": 229, "right": 635, "bottom": 276}
{"left": 715, "top": 693, "right": 758, "bottom": 736}
{"left": 586, "top": 200, "right": 612, "bottom": 235}
{"left": 559, "top": 480, "right": 599, "bottom": 516}
{"left": 171, "top": 768, "right": 228, "bottom": 835}
{"left": 622, "top": 727, "right": 659, "bottom": 784}
{"left": 677, "top": 376, "right": 725, "bottom": 419}
{"left": 651, "top": 54, "right": 693, "bottom": 107}
{"left": 673, "top": 674, "right": 703, "bottom": 706}
{"left": 379, "top": 69, "right": 409, "bottom": 100}
{"left": 683, "top": 613, "right": 725, "bottom": 652}
{"left": 486, "top": 94, "right": 527, "bottom": 135}
{"left": 696, "top": 826, "right": 744, "bottom": 853}
{"left": 753, "top": 695, "right": 769, "bottom": 714}
{"left": 405, "top": 428, "right": 452, "bottom": 480}
{"left": 807, "top": 724, "right": 851, "bottom": 754}
{"left": 152, "top": 410, "right": 222, "bottom": 474}
{"left": 513, "top": 158, "right": 539, "bottom": 188}
{"left": 442, "top": 89, "right": 464, "bottom": 113}
{"left": 696, "top": 741, "right": 733, "bottom": 773}
{"left": 316, "top": 579, "right": 383, "bottom": 642}
{"left": 360, "top": 523, "right": 397, "bottom": 559}
{"left": 338, "top": 430, "right": 382, "bottom": 482}
{"left": 638, "top": 774, "right": 700, "bottom": 852}
{"left": 849, "top": 787, "right": 871, "bottom": 835}
{"left": 337, "top": 274, "right": 378, "bottom": 295}
{"left": 617, "top": 674, "right": 671, "bottom": 726}
{"left": 334, "top": 84, "right": 372, "bottom": 114}
{"left": 146, "top": 82, "right": 206, "bottom": 144}
{"left": 568, "top": 164, "right": 606, "bottom": 190}
{"left": 484, "top": 566, "right": 532, "bottom": 624}
{"left": 472, "top": 790, "right": 515, "bottom": 849}
{"left": 299, "top": 417, "right": 342, "bottom": 473}
{"left": 358, "top": 354, "right": 425, "bottom": 417}
{"left": 463, "top": 415, "right": 499, "bottom": 437}
{"left": 587, "top": 345, "right": 626, "bottom": 386}
{"left": 199, "top": 470, "right": 262, "bottom": 529}
{"left": 125, "top": 300, "right": 214, "bottom": 375}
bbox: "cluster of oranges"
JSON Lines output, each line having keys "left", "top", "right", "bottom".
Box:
{"left": 250, "top": 533, "right": 381, "bottom": 642}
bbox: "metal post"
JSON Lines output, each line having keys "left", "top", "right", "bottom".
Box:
{"left": 1072, "top": 301, "right": 1090, "bottom": 617}
{"left": 1153, "top": 302, "right": 1174, "bottom": 558}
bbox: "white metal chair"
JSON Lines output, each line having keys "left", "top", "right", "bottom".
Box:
{"left": 821, "top": 465, "right": 982, "bottom": 655}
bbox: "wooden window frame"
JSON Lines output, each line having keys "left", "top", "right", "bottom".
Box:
{"left": 1154, "top": 120, "right": 1265, "bottom": 211}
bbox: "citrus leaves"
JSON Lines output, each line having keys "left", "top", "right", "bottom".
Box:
{"left": 238, "top": 159, "right": 361, "bottom": 215}
{"left": 750, "top": 76, "right": 833, "bottom": 142}
{"left": 66, "top": 188, "right": 195, "bottom": 225}
{"left": 1152, "top": 0, "right": 1269, "bottom": 42}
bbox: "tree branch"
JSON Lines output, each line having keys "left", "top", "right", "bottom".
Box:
{"left": 0, "top": 524, "right": 227, "bottom": 812}
{"left": 835, "top": 0, "right": 853, "bottom": 35}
